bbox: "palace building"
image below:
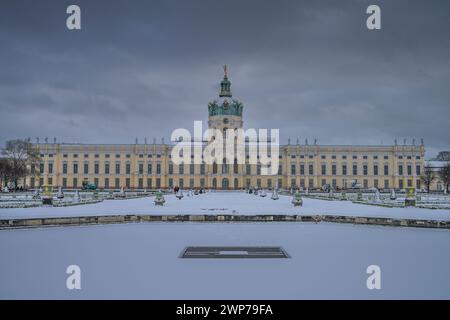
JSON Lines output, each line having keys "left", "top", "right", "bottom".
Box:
{"left": 28, "top": 67, "right": 425, "bottom": 190}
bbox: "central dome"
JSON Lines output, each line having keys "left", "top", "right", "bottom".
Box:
{"left": 208, "top": 66, "right": 243, "bottom": 117}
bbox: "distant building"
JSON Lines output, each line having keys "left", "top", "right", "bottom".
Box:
{"left": 27, "top": 68, "right": 425, "bottom": 190}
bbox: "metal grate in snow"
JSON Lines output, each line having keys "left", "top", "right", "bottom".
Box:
{"left": 180, "top": 246, "right": 290, "bottom": 259}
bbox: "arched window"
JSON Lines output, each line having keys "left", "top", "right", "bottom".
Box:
{"left": 222, "top": 178, "right": 229, "bottom": 189}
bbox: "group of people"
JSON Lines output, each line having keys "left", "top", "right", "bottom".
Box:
{"left": 0, "top": 186, "right": 25, "bottom": 193}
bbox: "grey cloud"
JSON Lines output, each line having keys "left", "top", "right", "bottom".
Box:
{"left": 0, "top": 0, "right": 449, "bottom": 157}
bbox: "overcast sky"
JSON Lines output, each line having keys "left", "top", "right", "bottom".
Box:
{"left": 0, "top": 0, "right": 449, "bottom": 158}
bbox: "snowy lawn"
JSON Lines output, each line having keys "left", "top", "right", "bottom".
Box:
{"left": 0, "top": 222, "right": 449, "bottom": 299}
{"left": 1, "top": 192, "right": 450, "bottom": 221}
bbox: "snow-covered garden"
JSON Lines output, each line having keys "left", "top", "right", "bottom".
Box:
{"left": 1, "top": 222, "right": 450, "bottom": 299}
{"left": 0, "top": 190, "right": 450, "bottom": 221}
{"left": 1, "top": 191, "right": 450, "bottom": 299}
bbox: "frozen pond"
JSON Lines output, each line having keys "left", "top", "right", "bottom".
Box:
{"left": 0, "top": 222, "right": 449, "bottom": 299}
{"left": 1, "top": 192, "right": 450, "bottom": 221}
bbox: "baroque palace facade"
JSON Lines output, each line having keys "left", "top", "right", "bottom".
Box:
{"left": 27, "top": 68, "right": 425, "bottom": 191}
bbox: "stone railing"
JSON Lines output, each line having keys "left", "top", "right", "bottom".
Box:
{"left": 1, "top": 214, "right": 449, "bottom": 230}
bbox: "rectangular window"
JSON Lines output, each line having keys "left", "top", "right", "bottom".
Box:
{"left": 373, "top": 165, "right": 378, "bottom": 176}
{"left": 148, "top": 163, "right": 152, "bottom": 174}
{"left": 169, "top": 164, "right": 173, "bottom": 174}
{"left": 352, "top": 165, "right": 357, "bottom": 175}
{"left": 190, "top": 178, "right": 194, "bottom": 188}
{"left": 384, "top": 165, "right": 389, "bottom": 176}
{"left": 332, "top": 179, "right": 337, "bottom": 188}
{"left": 40, "top": 163, "right": 44, "bottom": 174}
{"left": 321, "top": 164, "right": 326, "bottom": 175}
{"left": 363, "top": 165, "right": 368, "bottom": 176}
{"left": 126, "top": 163, "right": 131, "bottom": 175}
{"left": 62, "top": 178, "right": 67, "bottom": 188}
{"left": 94, "top": 163, "right": 99, "bottom": 174}
{"left": 416, "top": 165, "right": 421, "bottom": 175}
{"left": 94, "top": 178, "right": 99, "bottom": 187}
{"left": 73, "top": 178, "right": 78, "bottom": 188}
{"left": 139, "top": 163, "right": 144, "bottom": 175}
{"left": 256, "top": 164, "right": 261, "bottom": 175}
{"left": 115, "top": 163, "right": 121, "bottom": 175}
{"left": 300, "top": 164, "right": 305, "bottom": 175}
{"left": 384, "top": 179, "right": 389, "bottom": 189}
{"left": 147, "top": 178, "right": 152, "bottom": 188}
{"left": 138, "top": 178, "right": 143, "bottom": 189}
{"left": 308, "top": 179, "right": 314, "bottom": 188}
{"left": 363, "top": 179, "right": 368, "bottom": 189}
{"left": 115, "top": 178, "right": 120, "bottom": 188}
{"left": 190, "top": 164, "right": 195, "bottom": 175}
{"left": 200, "top": 163, "right": 205, "bottom": 175}
{"left": 105, "top": 163, "right": 110, "bottom": 174}
{"left": 156, "top": 178, "right": 161, "bottom": 188}
{"left": 291, "top": 164, "right": 296, "bottom": 175}
{"left": 179, "top": 178, "right": 184, "bottom": 188}
{"left": 332, "top": 164, "right": 337, "bottom": 175}
{"left": 156, "top": 164, "right": 161, "bottom": 175}
{"left": 200, "top": 178, "right": 205, "bottom": 187}
{"left": 398, "top": 165, "right": 403, "bottom": 175}
{"left": 246, "top": 164, "right": 251, "bottom": 175}
{"left": 126, "top": 178, "right": 130, "bottom": 188}
{"left": 104, "top": 178, "right": 109, "bottom": 188}
{"left": 399, "top": 180, "right": 404, "bottom": 189}
{"left": 179, "top": 164, "right": 184, "bottom": 175}
{"left": 48, "top": 177, "right": 53, "bottom": 185}
{"left": 48, "top": 163, "right": 53, "bottom": 174}
{"left": 278, "top": 165, "right": 282, "bottom": 175}
{"left": 222, "top": 162, "right": 228, "bottom": 174}
{"left": 374, "top": 179, "right": 378, "bottom": 188}
{"left": 342, "top": 165, "right": 347, "bottom": 176}
{"left": 73, "top": 163, "right": 78, "bottom": 174}
{"left": 84, "top": 163, "right": 89, "bottom": 174}
{"left": 407, "top": 165, "right": 412, "bottom": 176}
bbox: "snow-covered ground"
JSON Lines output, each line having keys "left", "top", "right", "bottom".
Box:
{"left": 1, "top": 192, "right": 450, "bottom": 221}
{"left": 1, "top": 222, "right": 449, "bottom": 299}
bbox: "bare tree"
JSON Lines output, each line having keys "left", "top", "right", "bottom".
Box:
{"left": 420, "top": 166, "right": 436, "bottom": 193}
{"left": 0, "top": 158, "right": 13, "bottom": 189}
{"left": 1, "top": 139, "right": 40, "bottom": 191}
{"left": 439, "top": 163, "right": 450, "bottom": 193}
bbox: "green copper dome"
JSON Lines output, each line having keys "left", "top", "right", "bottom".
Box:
{"left": 208, "top": 65, "right": 243, "bottom": 117}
